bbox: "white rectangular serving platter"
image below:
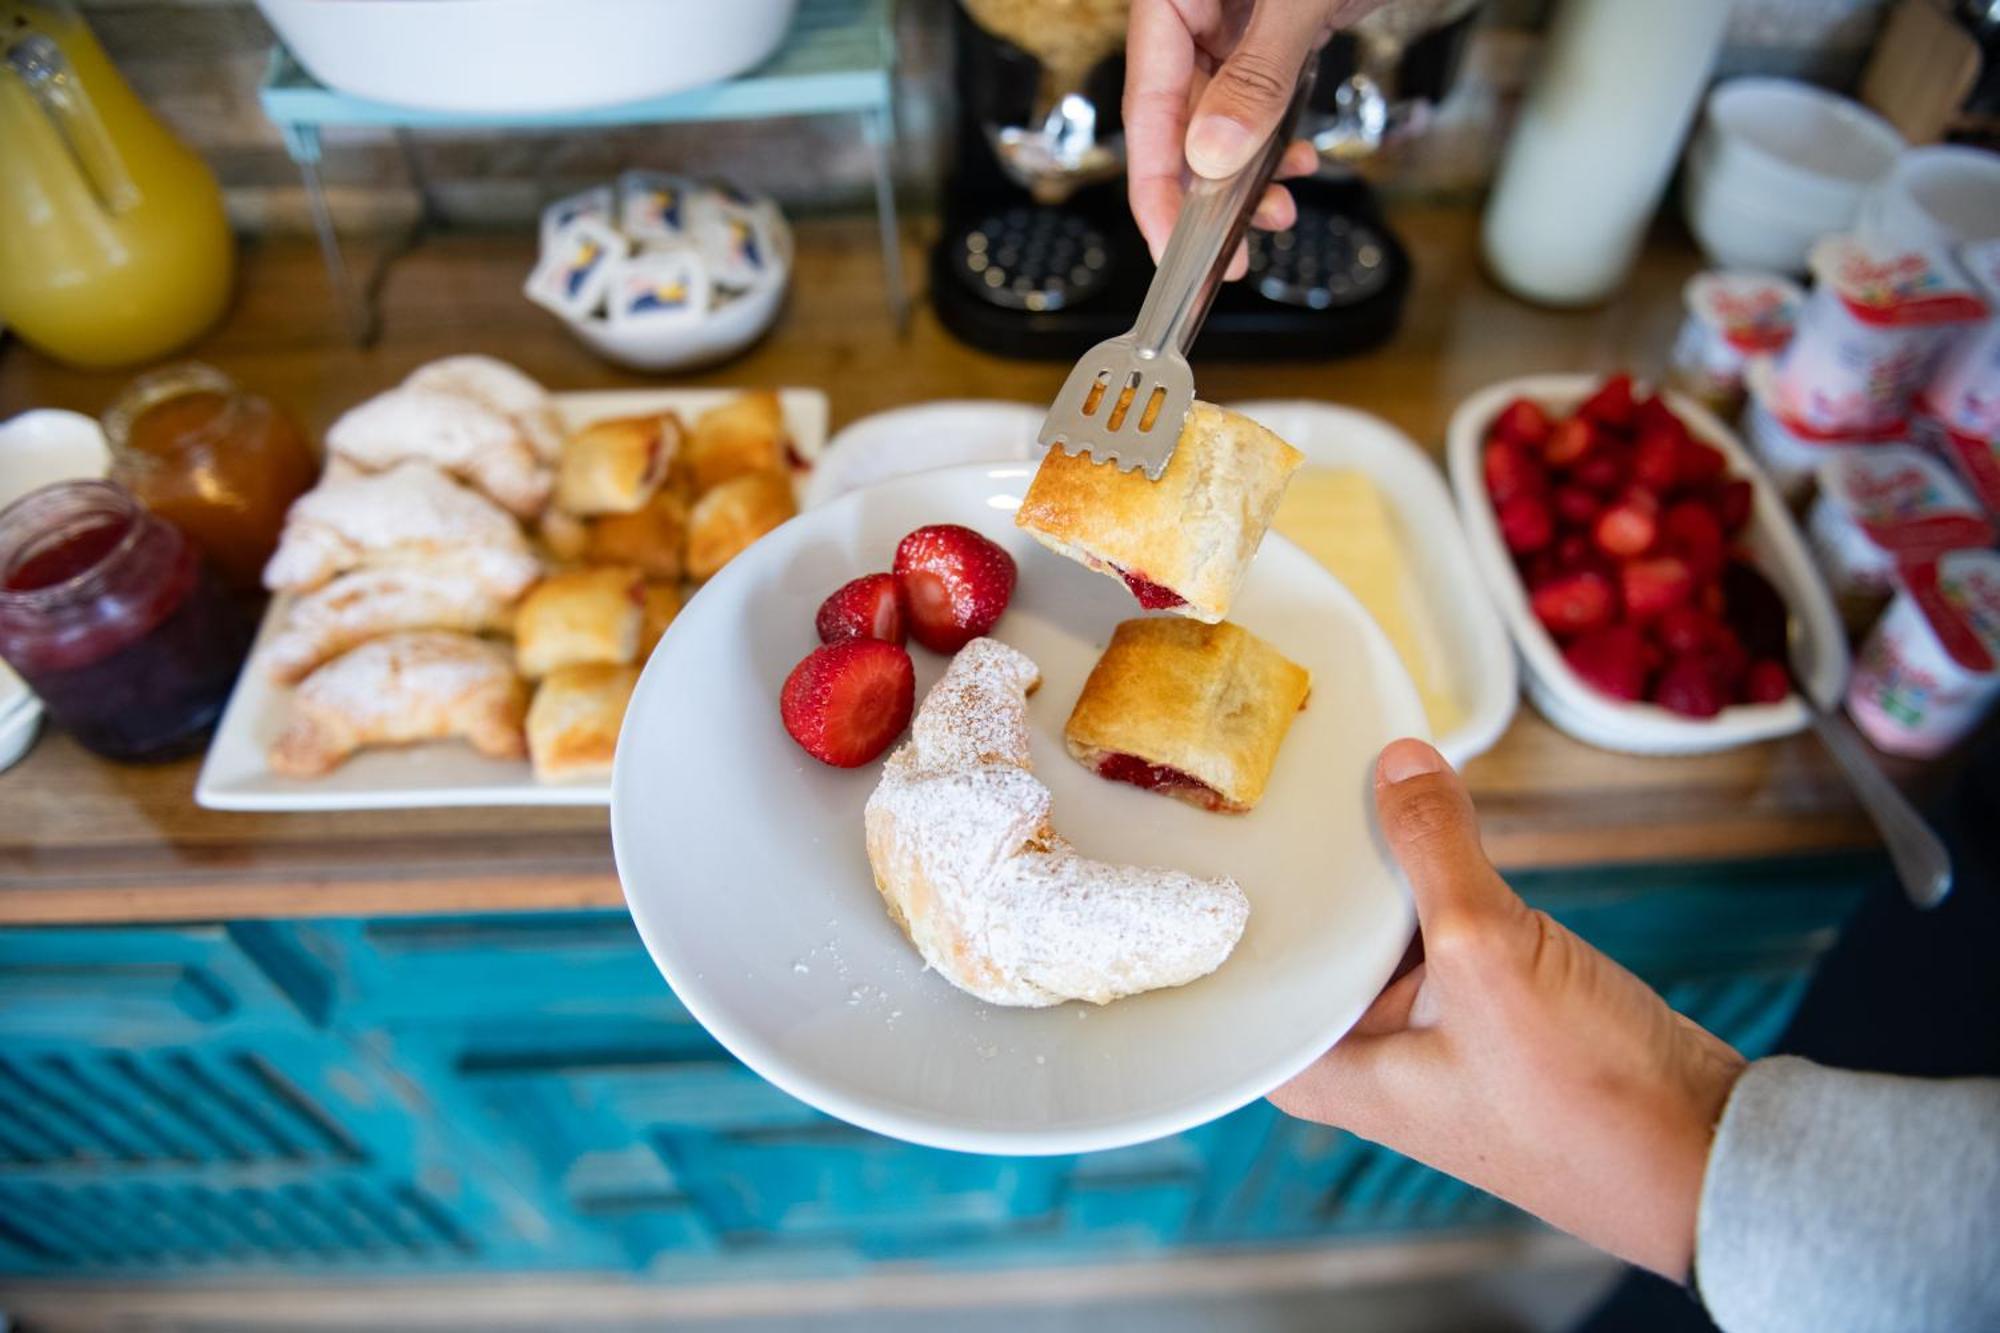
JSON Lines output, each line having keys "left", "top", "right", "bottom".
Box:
{"left": 195, "top": 386, "right": 827, "bottom": 812}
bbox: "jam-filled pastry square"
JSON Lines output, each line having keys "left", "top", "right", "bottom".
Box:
{"left": 1065, "top": 618, "right": 1310, "bottom": 814}
{"left": 1013, "top": 401, "right": 1302, "bottom": 623}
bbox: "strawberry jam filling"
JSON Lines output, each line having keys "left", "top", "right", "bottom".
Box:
{"left": 1095, "top": 752, "right": 1226, "bottom": 809}
{"left": 1116, "top": 568, "right": 1186, "bottom": 610}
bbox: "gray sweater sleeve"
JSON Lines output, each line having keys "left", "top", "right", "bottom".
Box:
{"left": 1694, "top": 1055, "right": 2000, "bottom": 1333}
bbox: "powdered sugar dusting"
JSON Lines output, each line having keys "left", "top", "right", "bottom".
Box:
{"left": 865, "top": 638, "right": 1248, "bottom": 1008}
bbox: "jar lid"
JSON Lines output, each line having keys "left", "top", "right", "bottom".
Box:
{"left": 1818, "top": 446, "right": 1994, "bottom": 558}
{"left": 1685, "top": 272, "right": 1805, "bottom": 354}
{"left": 1808, "top": 236, "right": 1989, "bottom": 329}
{"left": 1902, "top": 549, "right": 2000, "bottom": 677}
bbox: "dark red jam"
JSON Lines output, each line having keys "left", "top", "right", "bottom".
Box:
{"left": 0, "top": 481, "right": 250, "bottom": 762}
{"left": 1095, "top": 752, "right": 1228, "bottom": 810}
{"left": 1118, "top": 569, "right": 1186, "bottom": 610}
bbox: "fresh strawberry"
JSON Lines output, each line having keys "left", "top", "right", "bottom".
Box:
{"left": 779, "top": 639, "right": 915, "bottom": 767}
{"left": 893, "top": 524, "right": 1018, "bottom": 653}
{"left": 1578, "top": 373, "right": 1637, "bottom": 431}
{"left": 1653, "top": 654, "right": 1730, "bottom": 718}
{"left": 1633, "top": 394, "right": 1686, "bottom": 442}
{"left": 1564, "top": 624, "right": 1650, "bottom": 701}
{"left": 1716, "top": 478, "right": 1755, "bottom": 533}
{"left": 1554, "top": 531, "right": 1597, "bottom": 569}
{"left": 1621, "top": 555, "right": 1695, "bottom": 620}
{"left": 815, "top": 573, "right": 904, "bottom": 645}
{"left": 1661, "top": 500, "right": 1726, "bottom": 579}
{"left": 1678, "top": 438, "right": 1728, "bottom": 487}
{"left": 1655, "top": 604, "right": 1720, "bottom": 656}
{"left": 1573, "top": 452, "right": 1629, "bottom": 495}
{"left": 1544, "top": 417, "right": 1596, "bottom": 467}
{"left": 1743, "top": 658, "right": 1791, "bottom": 704}
{"left": 1483, "top": 438, "right": 1546, "bottom": 504}
{"left": 1497, "top": 493, "right": 1555, "bottom": 554}
{"left": 1491, "top": 398, "right": 1553, "bottom": 448}
{"left": 1593, "top": 490, "right": 1659, "bottom": 558}
{"left": 1633, "top": 429, "right": 1683, "bottom": 492}
{"left": 1531, "top": 569, "right": 1616, "bottom": 637}
{"left": 1553, "top": 483, "right": 1604, "bottom": 528}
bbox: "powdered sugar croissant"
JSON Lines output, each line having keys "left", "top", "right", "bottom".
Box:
{"left": 268, "top": 632, "right": 527, "bottom": 777}
{"left": 327, "top": 385, "right": 550, "bottom": 517}
{"left": 262, "top": 567, "right": 518, "bottom": 684}
{"left": 864, "top": 639, "right": 1249, "bottom": 1007}
{"left": 262, "top": 462, "right": 541, "bottom": 598}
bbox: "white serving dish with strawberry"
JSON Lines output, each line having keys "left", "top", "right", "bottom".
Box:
{"left": 1448, "top": 372, "right": 1847, "bottom": 755}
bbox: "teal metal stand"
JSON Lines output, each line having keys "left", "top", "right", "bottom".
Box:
{"left": 257, "top": 0, "right": 904, "bottom": 345}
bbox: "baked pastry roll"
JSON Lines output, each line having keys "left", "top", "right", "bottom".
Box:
{"left": 527, "top": 662, "right": 638, "bottom": 782}
{"left": 865, "top": 638, "right": 1249, "bottom": 1007}
{"left": 326, "top": 386, "right": 551, "bottom": 518}
{"left": 639, "top": 581, "right": 681, "bottom": 658}
{"left": 585, "top": 488, "right": 687, "bottom": 581}
{"left": 1066, "top": 618, "right": 1310, "bottom": 813}
{"left": 537, "top": 507, "right": 590, "bottom": 562}
{"left": 403, "top": 354, "right": 563, "bottom": 463}
{"left": 556, "top": 412, "right": 679, "bottom": 515}
{"left": 268, "top": 632, "right": 527, "bottom": 777}
{"left": 684, "top": 389, "right": 787, "bottom": 495}
{"left": 1014, "top": 401, "right": 1302, "bottom": 623}
{"left": 513, "top": 566, "right": 645, "bottom": 679}
{"left": 263, "top": 567, "right": 517, "bottom": 684}
{"left": 684, "top": 470, "right": 795, "bottom": 581}
{"left": 263, "top": 462, "right": 541, "bottom": 598}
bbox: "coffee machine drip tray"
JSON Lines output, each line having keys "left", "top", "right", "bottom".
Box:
{"left": 931, "top": 176, "right": 1410, "bottom": 361}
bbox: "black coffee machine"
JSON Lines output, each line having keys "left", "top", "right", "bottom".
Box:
{"left": 931, "top": 1, "right": 1481, "bottom": 360}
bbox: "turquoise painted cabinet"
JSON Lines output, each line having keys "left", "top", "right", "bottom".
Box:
{"left": 0, "top": 857, "right": 1869, "bottom": 1278}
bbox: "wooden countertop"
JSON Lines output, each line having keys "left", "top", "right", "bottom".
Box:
{"left": 0, "top": 208, "right": 1883, "bottom": 925}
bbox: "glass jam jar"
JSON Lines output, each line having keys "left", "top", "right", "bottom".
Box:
{"left": 0, "top": 479, "right": 250, "bottom": 761}
{"left": 102, "top": 362, "right": 318, "bottom": 590}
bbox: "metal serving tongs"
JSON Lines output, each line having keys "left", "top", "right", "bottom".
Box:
{"left": 1038, "top": 62, "right": 1318, "bottom": 480}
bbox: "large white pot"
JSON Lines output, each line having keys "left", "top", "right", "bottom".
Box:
{"left": 258, "top": 0, "right": 800, "bottom": 114}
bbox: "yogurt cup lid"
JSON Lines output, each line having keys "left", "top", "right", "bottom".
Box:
{"left": 1819, "top": 446, "right": 1995, "bottom": 558}
{"left": 1745, "top": 357, "right": 1909, "bottom": 444}
{"left": 1902, "top": 549, "right": 2000, "bottom": 676}
{"left": 1958, "top": 238, "right": 2000, "bottom": 306}
{"left": 1686, "top": 271, "right": 1806, "bottom": 354}
{"left": 1809, "top": 236, "right": 1989, "bottom": 329}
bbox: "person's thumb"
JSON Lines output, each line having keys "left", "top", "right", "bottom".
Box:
{"left": 1374, "top": 739, "right": 1517, "bottom": 941}
{"left": 1184, "top": 4, "right": 1324, "bottom": 178}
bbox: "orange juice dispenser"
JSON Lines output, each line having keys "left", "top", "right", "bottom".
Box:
{"left": 0, "top": 1, "right": 234, "bottom": 367}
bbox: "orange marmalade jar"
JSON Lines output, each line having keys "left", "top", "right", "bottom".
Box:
{"left": 103, "top": 363, "right": 318, "bottom": 590}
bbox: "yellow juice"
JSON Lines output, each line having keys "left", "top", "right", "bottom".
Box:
{"left": 0, "top": 2, "right": 234, "bottom": 367}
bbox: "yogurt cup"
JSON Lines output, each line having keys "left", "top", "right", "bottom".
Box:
{"left": 1807, "top": 445, "right": 1993, "bottom": 629}
{"left": 1670, "top": 271, "right": 1805, "bottom": 415}
{"left": 1846, "top": 548, "right": 2000, "bottom": 758}
{"left": 1914, "top": 418, "right": 2000, "bottom": 515}
{"left": 1912, "top": 238, "right": 2000, "bottom": 442}
{"left": 1773, "top": 235, "right": 1988, "bottom": 435}
{"left": 1742, "top": 357, "right": 1903, "bottom": 505}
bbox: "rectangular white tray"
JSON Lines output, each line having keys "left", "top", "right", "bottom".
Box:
{"left": 194, "top": 386, "right": 827, "bottom": 812}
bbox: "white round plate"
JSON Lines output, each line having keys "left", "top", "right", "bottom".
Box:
{"left": 803, "top": 400, "right": 1046, "bottom": 510}
{"left": 612, "top": 463, "right": 1426, "bottom": 1154}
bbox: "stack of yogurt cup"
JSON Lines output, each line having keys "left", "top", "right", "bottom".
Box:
{"left": 1742, "top": 234, "right": 1988, "bottom": 504}
{"left": 1910, "top": 238, "right": 2000, "bottom": 519}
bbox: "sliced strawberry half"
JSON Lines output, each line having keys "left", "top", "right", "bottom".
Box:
{"left": 1491, "top": 397, "right": 1553, "bottom": 448}
{"left": 779, "top": 638, "right": 915, "bottom": 768}
{"left": 1593, "top": 490, "right": 1660, "bottom": 558}
{"left": 815, "top": 573, "right": 905, "bottom": 645}
{"left": 1530, "top": 569, "right": 1616, "bottom": 638}
{"left": 893, "top": 524, "right": 1018, "bottom": 653}
{"left": 1621, "top": 555, "right": 1695, "bottom": 621}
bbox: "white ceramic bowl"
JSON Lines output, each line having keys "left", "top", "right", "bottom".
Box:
{"left": 1447, "top": 374, "right": 1848, "bottom": 755}
{"left": 257, "top": 0, "right": 800, "bottom": 114}
{"left": 1856, "top": 146, "right": 2000, "bottom": 253}
{"left": 1681, "top": 78, "right": 1903, "bottom": 273}
{"left": 559, "top": 212, "right": 793, "bottom": 373}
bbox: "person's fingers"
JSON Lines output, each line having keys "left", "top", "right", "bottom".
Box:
{"left": 1250, "top": 183, "right": 1295, "bottom": 232}
{"left": 1374, "top": 740, "right": 1517, "bottom": 944}
{"left": 1185, "top": 2, "right": 1328, "bottom": 179}
{"left": 1348, "top": 960, "right": 1429, "bottom": 1037}
{"left": 1276, "top": 138, "right": 1320, "bottom": 181}
{"left": 1125, "top": 0, "right": 1200, "bottom": 260}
